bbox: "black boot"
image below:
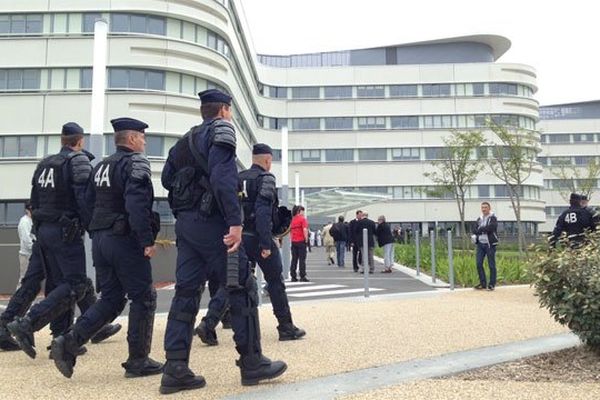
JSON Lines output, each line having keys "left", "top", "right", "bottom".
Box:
{"left": 195, "top": 320, "right": 218, "bottom": 346}
{"left": 7, "top": 317, "right": 36, "bottom": 359}
{"left": 122, "top": 357, "right": 164, "bottom": 378}
{"left": 0, "top": 321, "right": 19, "bottom": 351}
{"left": 159, "top": 361, "right": 206, "bottom": 395}
{"left": 90, "top": 323, "right": 122, "bottom": 344}
{"left": 238, "top": 354, "right": 287, "bottom": 386}
{"left": 277, "top": 322, "right": 306, "bottom": 341}
{"left": 48, "top": 343, "right": 87, "bottom": 360}
{"left": 51, "top": 333, "right": 80, "bottom": 378}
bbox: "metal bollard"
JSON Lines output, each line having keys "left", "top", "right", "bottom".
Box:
{"left": 415, "top": 229, "right": 421, "bottom": 276}
{"left": 363, "top": 228, "right": 370, "bottom": 298}
{"left": 430, "top": 230, "right": 436, "bottom": 283}
{"left": 447, "top": 229, "right": 455, "bottom": 290}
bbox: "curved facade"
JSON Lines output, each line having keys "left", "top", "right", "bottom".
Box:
{"left": 0, "top": 0, "right": 543, "bottom": 234}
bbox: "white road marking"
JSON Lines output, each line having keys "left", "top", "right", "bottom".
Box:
{"left": 288, "top": 288, "right": 384, "bottom": 298}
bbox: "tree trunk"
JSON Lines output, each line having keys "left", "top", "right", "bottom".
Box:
{"left": 515, "top": 193, "right": 525, "bottom": 255}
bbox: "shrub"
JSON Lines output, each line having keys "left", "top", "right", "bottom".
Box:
{"left": 529, "top": 232, "right": 600, "bottom": 349}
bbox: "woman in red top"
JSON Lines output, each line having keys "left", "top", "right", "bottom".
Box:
{"left": 289, "top": 205, "right": 309, "bottom": 282}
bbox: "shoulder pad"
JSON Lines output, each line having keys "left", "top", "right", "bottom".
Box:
{"left": 211, "top": 119, "right": 236, "bottom": 150}
{"left": 259, "top": 173, "right": 277, "bottom": 201}
{"left": 130, "top": 153, "right": 152, "bottom": 181}
{"left": 68, "top": 151, "right": 93, "bottom": 184}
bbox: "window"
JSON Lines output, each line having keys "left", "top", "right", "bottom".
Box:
{"left": 358, "top": 117, "right": 385, "bottom": 130}
{"left": 551, "top": 157, "right": 572, "bottom": 166}
{"left": 489, "top": 83, "right": 518, "bottom": 96}
{"left": 422, "top": 84, "right": 451, "bottom": 97}
{"left": 0, "top": 14, "right": 42, "bottom": 34}
{"left": 146, "top": 136, "right": 164, "bottom": 157}
{"left": 108, "top": 69, "right": 165, "bottom": 90}
{"left": 325, "top": 149, "right": 354, "bottom": 162}
{"left": 324, "top": 117, "right": 353, "bottom": 130}
{"left": 573, "top": 134, "right": 595, "bottom": 143}
{"left": 291, "top": 118, "right": 320, "bottom": 131}
{"left": 391, "top": 148, "right": 420, "bottom": 160}
{"left": 472, "top": 83, "right": 485, "bottom": 96}
{"left": 358, "top": 148, "right": 387, "bottom": 161}
{"left": 357, "top": 85, "right": 384, "bottom": 98}
{"left": 478, "top": 186, "right": 490, "bottom": 198}
{"left": 291, "top": 87, "right": 320, "bottom": 99}
{"left": 104, "top": 135, "right": 116, "bottom": 155}
{"left": 0, "top": 136, "right": 37, "bottom": 157}
{"left": 425, "top": 147, "right": 448, "bottom": 160}
{"left": 295, "top": 150, "right": 321, "bottom": 162}
{"left": 269, "top": 86, "right": 287, "bottom": 98}
{"left": 110, "top": 14, "right": 166, "bottom": 35}
{"left": 82, "top": 13, "right": 102, "bottom": 33}
{"left": 80, "top": 68, "right": 93, "bottom": 89}
{"left": 537, "top": 156, "right": 548, "bottom": 166}
{"left": 271, "top": 150, "right": 282, "bottom": 161}
{"left": 269, "top": 118, "right": 287, "bottom": 130}
{"left": 391, "top": 116, "right": 419, "bottom": 129}
{"left": 324, "top": 86, "right": 352, "bottom": 99}
{"left": 574, "top": 156, "right": 595, "bottom": 166}
{"left": 389, "top": 85, "right": 417, "bottom": 97}
{"left": 494, "top": 185, "right": 509, "bottom": 198}
{"left": 548, "top": 134, "right": 571, "bottom": 144}
{"left": 0, "top": 69, "right": 40, "bottom": 91}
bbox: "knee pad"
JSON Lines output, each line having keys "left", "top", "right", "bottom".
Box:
{"left": 168, "top": 287, "right": 203, "bottom": 324}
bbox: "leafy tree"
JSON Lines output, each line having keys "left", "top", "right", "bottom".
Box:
{"left": 551, "top": 159, "right": 600, "bottom": 203}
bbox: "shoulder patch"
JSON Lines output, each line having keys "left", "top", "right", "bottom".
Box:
{"left": 130, "top": 153, "right": 152, "bottom": 181}
{"left": 259, "top": 173, "right": 277, "bottom": 201}
{"left": 211, "top": 119, "right": 236, "bottom": 150}
{"left": 69, "top": 152, "right": 93, "bottom": 184}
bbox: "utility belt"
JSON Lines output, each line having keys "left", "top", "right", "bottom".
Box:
{"left": 32, "top": 212, "right": 83, "bottom": 243}
{"left": 89, "top": 211, "right": 161, "bottom": 240}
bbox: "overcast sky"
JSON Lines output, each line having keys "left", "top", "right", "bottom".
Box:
{"left": 240, "top": 0, "right": 598, "bottom": 106}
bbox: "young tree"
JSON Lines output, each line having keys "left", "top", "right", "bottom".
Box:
{"left": 551, "top": 159, "right": 600, "bottom": 203}
{"left": 423, "top": 130, "right": 484, "bottom": 247}
{"left": 485, "top": 118, "right": 539, "bottom": 254}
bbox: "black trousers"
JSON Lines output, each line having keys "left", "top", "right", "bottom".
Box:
{"left": 290, "top": 242, "right": 307, "bottom": 279}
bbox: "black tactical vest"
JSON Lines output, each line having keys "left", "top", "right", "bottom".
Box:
{"left": 168, "top": 126, "right": 209, "bottom": 214}
{"left": 239, "top": 167, "right": 278, "bottom": 233}
{"left": 32, "top": 153, "right": 76, "bottom": 221}
{"left": 88, "top": 151, "right": 131, "bottom": 231}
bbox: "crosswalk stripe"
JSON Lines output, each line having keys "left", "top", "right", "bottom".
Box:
{"left": 288, "top": 288, "right": 384, "bottom": 298}
{"left": 284, "top": 281, "right": 314, "bottom": 287}
{"left": 285, "top": 284, "right": 345, "bottom": 293}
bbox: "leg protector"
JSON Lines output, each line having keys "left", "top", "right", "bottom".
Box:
{"left": 127, "top": 287, "right": 157, "bottom": 360}
{"left": 229, "top": 274, "right": 261, "bottom": 357}
{"left": 0, "top": 279, "right": 41, "bottom": 324}
{"left": 165, "top": 286, "right": 202, "bottom": 361}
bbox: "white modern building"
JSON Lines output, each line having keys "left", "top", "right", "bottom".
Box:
{"left": 0, "top": 0, "right": 544, "bottom": 236}
{"left": 538, "top": 101, "right": 600, "bottom": 232}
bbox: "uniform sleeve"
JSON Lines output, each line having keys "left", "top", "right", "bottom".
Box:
{"left": 69, "top": 152, "right": 94, "bottom": 227}
{"left": 208, "top": 143, "right": 242, "bottom": 227}
{"left": 124, "top": 154, "right": 155, "bottom": 247}
{"left": 549, "top": 212, "right": 566, "bottom": 246}
{"left": 255, "top": 174, "right": 276, "bottom": 250}
{"left": 161, "top": 145, "right": 177, "bottom": 191}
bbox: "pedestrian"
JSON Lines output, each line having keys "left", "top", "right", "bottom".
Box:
{"left": 16, "top": 203, "right": 33, "bottom": 289}
{"left": 330, "top": 216, "right": 349, "bottom": 267}
{"left": 357, "top": 212, "right": 376, "bottom": 274}
{"left": 322, "top": 222, "right": 335, "bottom": 265}
{"left": 376, "top": 216, "right": 394, "bottom": 273}
{"left": 195, "top": 143, "right": 305, "bottom": 346}
{"left": 471, "top": 202, "right": 499, "bottom": 291}
{"left": 548, "top": 193, "right": 598, "bottom": 249}
{"left": 0, "top": 123, "right": 120, "bottom": 354}
{"left": 349, "top": 210, "right": 363, "bottom": 272}
{"left": 316, "top": 229, "right": 323, "bottom": 247}
{"left": 309, "top": 229, "right": 315, "bottom": 248}
{"left": 290, "top": 205, "right": 309, "bottom": 282}
{"left": 51, "top": 118, "right": 162, "bottom": 379}
{"left": 158, "top": 90, "right": 286, "bottom": 393}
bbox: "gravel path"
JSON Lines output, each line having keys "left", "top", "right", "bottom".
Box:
{"left": 0, "top": 287, "right": 568, "bottom": 399}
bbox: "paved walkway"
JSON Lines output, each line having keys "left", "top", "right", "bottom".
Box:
{"left": 0, "top": 286, "right": 579, "bottom": 399}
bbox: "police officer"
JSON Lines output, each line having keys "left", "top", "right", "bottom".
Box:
{"left": 549, "top": 193, "right": 597, "bottom": 248}
{"left": 4, "top": 123, "right": 94, "bottom": 359}
{"left": 196, "top": 143, "right": 305, "bottom": 345}
{"left": 51, "top": 118, "right": 163, "bottom": 379}
{"left": 159, "top": 89, "right": 286, "bottom": 394}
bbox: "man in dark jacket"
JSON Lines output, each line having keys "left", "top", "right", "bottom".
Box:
{"left": 330, "top": 216, "right": 349, "bottom": 267}
{"left": 549, "top": 193, "right": 597, "bottom": 249}
{"left": 376, "top": 216, "right": 395, "bottom": 273}
{"left": 356, "top": 212, "right": 376, "bottom": 274}
{"left": 349, "top": 210, "right": 363, "bottom": 272}
{"left": 471, "top": 202, "right": 499, "bottom": 291}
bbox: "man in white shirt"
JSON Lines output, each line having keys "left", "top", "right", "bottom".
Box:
{"left": 17, "top": 203, "right": 33, "bottom": 289}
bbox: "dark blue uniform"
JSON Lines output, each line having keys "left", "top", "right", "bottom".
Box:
{"left": 197, "top": 162, "right": 304, "bottom": 341}
{"left": 50, "top": 118, "right": 162, "bottom": 379}
{"left": 549, "top": 205, "right": 597, "bottom": 247}
{"left": 5, "top": 146, "right": 92, "bottom": 359}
